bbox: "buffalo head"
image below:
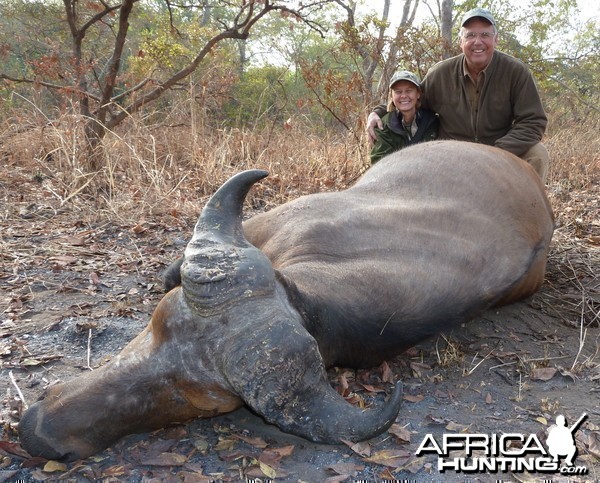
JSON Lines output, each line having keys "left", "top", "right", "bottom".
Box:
{"left": 19, "top": 169, "right": 402, "bottom": 461}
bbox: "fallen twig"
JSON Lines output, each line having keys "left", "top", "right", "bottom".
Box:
{"left": 86, "top": 328, "right": 93, "bottom": 370}
{"left": 571, "top": 294, "right": 588, "bottom": 370}
{"left": 9, "top": 370, "right": 28, "bottom": 410}
{"left": 464, "top": 348, "right": 495, "bottom": 376}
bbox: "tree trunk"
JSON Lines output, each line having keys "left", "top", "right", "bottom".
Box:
{"left": 238, "top": 38, "right": 247, "bottom": 76}
{"left": 376, "top": 0, "right": 419, "bottom": 103}
{"left": 440, "top": 0, "right": 454, "bottom": 59}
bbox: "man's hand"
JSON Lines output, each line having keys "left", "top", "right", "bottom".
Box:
{"left": 367, "top": 111, "right": 383, "bottom": 143}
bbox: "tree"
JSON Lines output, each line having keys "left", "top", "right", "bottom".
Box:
{"left": 336, "top": 0, "right": 421, "bottom": 102}
{"left": 295, "top": 0, "right": 442, "bottom": 134}
{"left": 0, "top": 0, "right": 334, "bottom": 170}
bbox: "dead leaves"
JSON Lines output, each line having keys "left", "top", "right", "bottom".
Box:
{"left": 242, "top": 446, "right": 294, "bottom": 480}
{"left": 363, "top": 448, "right": 411, "bottom": 467}
{"left": 343, "top": 431, "right": 425, "bottom": 476}
{"left": 332, "top": 363, "right": 399, "bottom": 410}
{"left": 531, "top": 367, "right": 557, "bottom": 381}
{"left": 233, "top": 433, "right": 268, "bottom": 448}
{"left": 327, "top": 462, "right": 364, "bottom": 478}
{"left": 11, "top": 354, "right": 64, "bottom": 368}
{"left": 0, "top": 338, "right": 63, "bottom": 370}
{"left": 388, "top": 424, "right": 412, "bottom": 444}
{"left": 403, "top": 393, "right": 425, "bottom": 403}
{"left": 341, "top": 440, "right": 371, "bottom": 457}
{"left": 380, "top": 360, "right": 395, "bottom": 383}
{"left": 42, "top": 460, "right": 67, "bottom": 473}
{"left": 582, "top": 430, "right": 600, "bottom": 459}
{"left": 0, "top": 441, "right": 32, "bottom": 460}
{"left": 195, "top": 426, "right": 296, "bottom": 480}
{"left": 409, "top": 361, "right": 432, "bottom": 378}
{"left": 0, "top": 421, "right": 299, "bottom": 481}
{"left": 140, "top": 452, "right": 187, "bottom": 466}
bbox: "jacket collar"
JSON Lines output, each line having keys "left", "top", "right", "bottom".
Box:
{"left": 388, "top": 109, "right": 436, "bottom": 141}
{"left": 461, "top": 51, "right": 497, "bottom": 82}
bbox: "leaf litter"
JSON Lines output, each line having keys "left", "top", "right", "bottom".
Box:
{"left": 1, "top": 160, "right": 599, "bottom": 481}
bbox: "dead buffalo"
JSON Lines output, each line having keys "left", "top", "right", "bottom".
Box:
{"left": 19, "top": 140, "right": 554, "bottom": 462}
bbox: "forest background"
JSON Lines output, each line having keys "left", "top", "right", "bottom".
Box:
{"left": 0, "top": 0, "right": 598, "bottom": 226}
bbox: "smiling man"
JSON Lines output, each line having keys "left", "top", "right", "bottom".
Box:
{"left": 367, "top": 8, "right": 550, "bottom": 182}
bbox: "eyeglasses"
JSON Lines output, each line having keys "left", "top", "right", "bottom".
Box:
{"left": 462, "top": 31, "right": 495, "bottom": 40}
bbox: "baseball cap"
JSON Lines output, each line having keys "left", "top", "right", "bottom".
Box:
{"left": 461, "top": 7, "right": 496, "bottom": 26}
{"left": 389, "top": 71, "right": 421, "bottom": 89}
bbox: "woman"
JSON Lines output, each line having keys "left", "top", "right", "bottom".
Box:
{"left": 370, "top": 70, "right": 439, "bottom": 164}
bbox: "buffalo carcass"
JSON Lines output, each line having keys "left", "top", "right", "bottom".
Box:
{"left": 19, "top": 140, "right": 554, "bottom": 461}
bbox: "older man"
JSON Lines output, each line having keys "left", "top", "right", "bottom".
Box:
{"left": 367, "top": 8, "right": 550, "bottom": 182}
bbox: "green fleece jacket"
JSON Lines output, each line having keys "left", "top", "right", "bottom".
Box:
{"left": 370, "top": 108, "right": 439, "bottom": 164}
{"left": 375, "top": 51, "right": 547, "bottom": 157}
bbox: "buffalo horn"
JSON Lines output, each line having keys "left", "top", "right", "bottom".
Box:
{"left": 181, "top": 170, "right": 272, "bottom": 312}
{"left": 225, "top": 322, "right": 404, "bottom": 444}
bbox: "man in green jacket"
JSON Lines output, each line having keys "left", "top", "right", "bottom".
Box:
{"left": 367, "top": 7, "right": 550, "bottom": 182}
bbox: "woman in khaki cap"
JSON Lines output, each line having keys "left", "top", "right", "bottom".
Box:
{"left": 370, "top": 70, "right": 439, "bottom": 164}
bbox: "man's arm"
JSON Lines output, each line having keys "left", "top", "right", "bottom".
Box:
{"left": 366, "top": 104, "right": 388, "bottom": 143}
{"left": 493, "top": 69, "right": 547, "bottom": 156}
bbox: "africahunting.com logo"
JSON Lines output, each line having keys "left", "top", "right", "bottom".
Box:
{"left": 416, "top": 413, "right": 588, "bottom": 475}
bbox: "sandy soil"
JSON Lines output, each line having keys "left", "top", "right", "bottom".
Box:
{"left": 1, "top": 166, "right": 599, "bottom": 482}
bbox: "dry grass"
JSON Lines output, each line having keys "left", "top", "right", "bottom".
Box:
{"left": 0, "top": 110, "right": 367, "bottom": 225}
{"left": 1, "top": 106, "right": 598, "bottom": 223}
{"left": 1, "top": 104, "right": 598, "bottom": 329}
{"left": 435, "top": 334, "right": 465, "bottom": 368}
{"left": 542, "top": 118, "right": 600, "bottom": 330}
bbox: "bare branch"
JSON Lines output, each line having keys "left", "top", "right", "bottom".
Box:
{"left": 0, "top": 74, "right": 102, "bottom": 102}
{"left": 107, "top": 0, "right": 323, "bottom": 128}
{"left": 98, "top": 0, "right": 135, "bottom": 118}
{"left": 2, "top": 0, "right": 341, "bottom": 157}
{"left": 531, "top": 68, "right": 600, "bottom": 114}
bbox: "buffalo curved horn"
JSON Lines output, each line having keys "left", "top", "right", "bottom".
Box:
{"left": 181, "top": 169, "right": 273, "bottom": 313}
{"left": 224, "top": 321, "right": 404, "bottom": 443}
{"left": 194, "top": 169, "right": 268, "bottom": 240}
{"left": 184, "top": 169, "right": 403, "bottom": 443}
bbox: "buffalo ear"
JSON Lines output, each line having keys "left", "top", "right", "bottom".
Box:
{"left": 163, "top": 257, "right": 183, "bottom": 292}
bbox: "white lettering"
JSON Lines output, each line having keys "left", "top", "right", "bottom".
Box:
{"left": 415, "top": 433, "right": 443, "bottom": 455}
{"left": 560, "top": 465, "right": 588, "bottom": 475}
{"left": 416, "top": 432, "right": 550, "bottom": 458}
{"left": 416, "top": 426, "right": 589, "bottom": 475}
{"left": 521, "top": 434, "right": 547, "bottom": 455}
{"left": 464, "top": 434, "right": 489, "bottom": 456}
{"left": 499, "top": 433, "right": 524, "bottom": 455}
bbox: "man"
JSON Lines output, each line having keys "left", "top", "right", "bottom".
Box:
{"left": 367, "top": 8, "right": 550, "bottom": 182}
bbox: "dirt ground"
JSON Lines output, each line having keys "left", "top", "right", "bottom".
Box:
{"left": 1, "top": 164, "right": 599, "bottom": 482}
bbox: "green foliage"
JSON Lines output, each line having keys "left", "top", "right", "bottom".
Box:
{"left": 0, "top": 0, "right": 598, "bottom": 135}
{"left": 129, "top": 19, "right": 229, "bottom": 81}
{"left": 222, "top": 65, "right": 293, "bottom": 128}
{"left": 388, "top": 24, "right": 452, "bottom": 78}
{"left": 139, "top": 31, "right": 190, "bottom": 69}
{"left": 0, "top": 1, "right": 67, "bottom": 106}
{"left": 539, "top": 16, "right": 600, "bottom": 125}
